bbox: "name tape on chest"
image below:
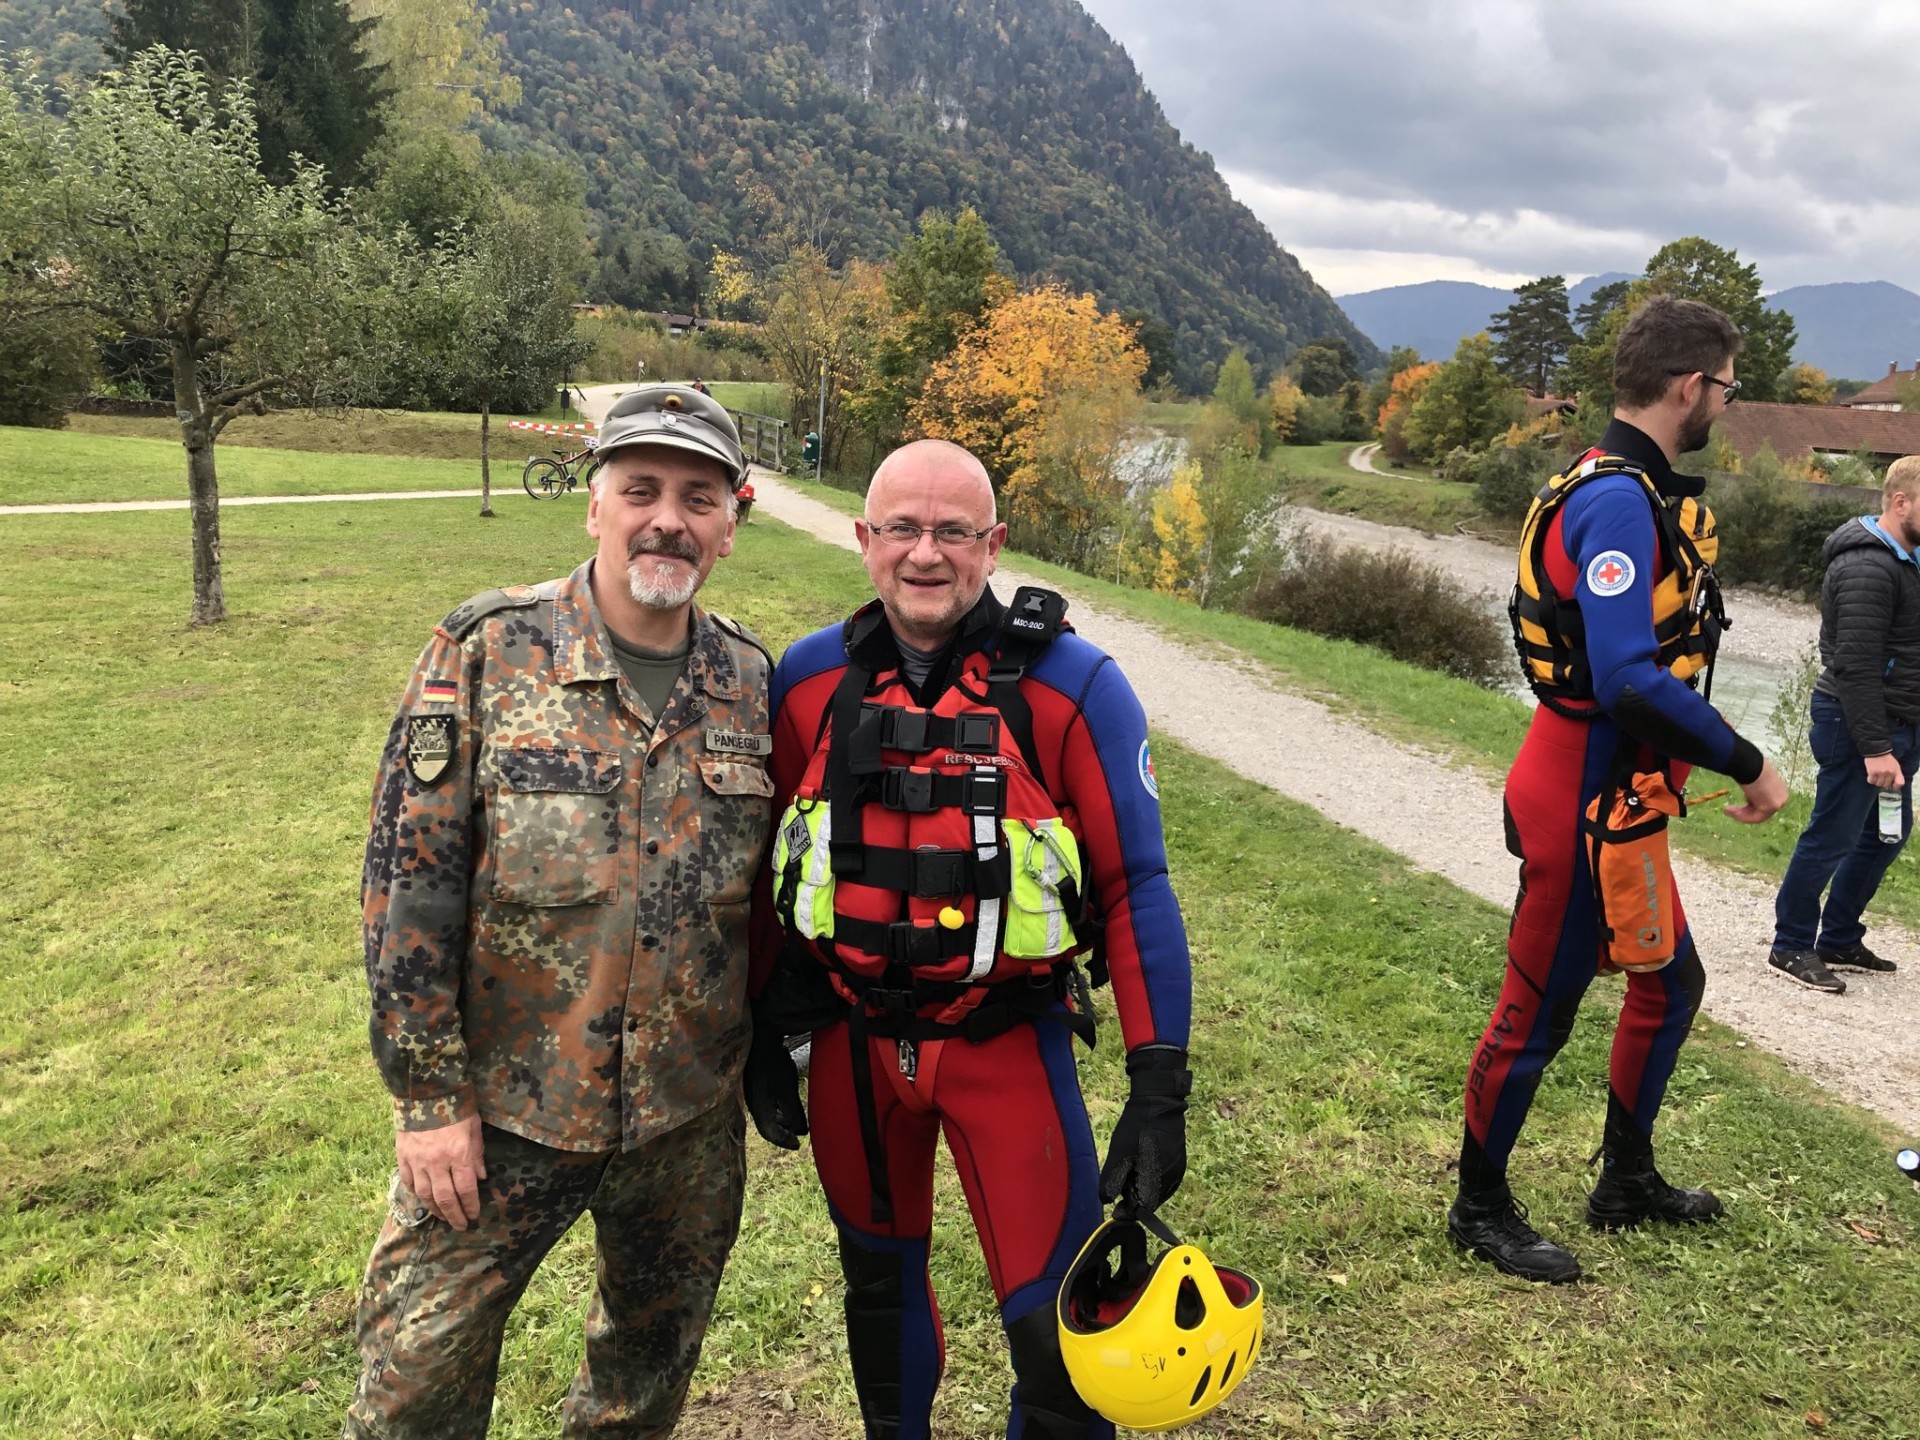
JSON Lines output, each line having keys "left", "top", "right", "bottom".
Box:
{"left": 705, "top": 728, "right": 772, "bottom": 756}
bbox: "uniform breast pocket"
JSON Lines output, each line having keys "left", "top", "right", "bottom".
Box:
{"left": 488, "top": 748, "right": 624, "bottom": 907}
{"left": 695, "top": 757, "right": 776, "bottom": 903}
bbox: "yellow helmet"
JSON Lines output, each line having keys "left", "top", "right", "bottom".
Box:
{"left": 1056, "top": 1213, "right": 1263, "bottom": 1432}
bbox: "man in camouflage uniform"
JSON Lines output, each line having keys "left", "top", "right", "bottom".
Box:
{"left": 345, "top": 385, "right": 777, "bottom": 1438}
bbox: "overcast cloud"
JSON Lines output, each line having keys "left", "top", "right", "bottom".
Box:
{"left": 1077, "top": 0, "right": 1920, "bottom": 296}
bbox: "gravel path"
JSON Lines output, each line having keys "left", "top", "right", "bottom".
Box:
{"left": 740, "top": 467, "right": 1920, "bottom": 1134}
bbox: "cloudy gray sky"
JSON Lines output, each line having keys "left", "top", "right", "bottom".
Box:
{"left": 1078, "top": 0, "right": 1920, "bottom": 297}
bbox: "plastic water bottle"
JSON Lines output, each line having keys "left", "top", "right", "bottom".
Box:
{"left": 1898, "top": 1147, "right": 1920, "bottom": 1181}
{"left": 1878, "top": 788, "right": 1904, "bottom": 844}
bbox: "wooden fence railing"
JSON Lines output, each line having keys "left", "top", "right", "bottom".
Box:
{"left": 728, "top": 409, "right": 789, "bottom": 472}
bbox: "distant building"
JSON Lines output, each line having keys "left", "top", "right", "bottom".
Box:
{"left": 570, "top": 302, "right": 608, "bottom": 319}
{"left": 649, "top": 311, "right": 707, "bottom": 336}
{"left": 1716, "top": 401, "right": 1920, "bottom": 467}
{"left": 1833, "top": 361, "right": 1920, "bottom": 412}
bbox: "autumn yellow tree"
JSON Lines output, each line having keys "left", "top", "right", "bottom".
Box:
{"left": 915, "top": 285, "right": 1147, "bottom": 566}
{"left": 354, "top": 0, "right": 518, "bottom": 139}
{"left": 1784, "top": 362, "right": 1836, "bottom": 406}
{"left": 1377, "top": 360, "right": 1441, "bottom": 464}
{"left": 1149, "top": 462, "right": 1208, "bottom": 598}
{"left": 1267, "top": 374, "right": 1306, "bottom": 444}
{"left": 752, "top": 246, "right": 888, "bottom": 466}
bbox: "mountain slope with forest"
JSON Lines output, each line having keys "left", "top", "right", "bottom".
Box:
{"left": 479, "top": 0, "right": 1376, "bottom": 389}
{"left": 1, "top": 0, "right": 1377, "bottom": 391}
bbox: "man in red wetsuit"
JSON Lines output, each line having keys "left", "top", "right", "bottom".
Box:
{"left": 1451, "top": 297, "right": 1789, "bottom": 1283}
{"left": 745, "top": 439, "right": 1193, "bottom": 1438}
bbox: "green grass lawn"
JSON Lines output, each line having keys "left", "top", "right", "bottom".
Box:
{"left": 5, "top": 473, "right": 1918, "bottom": 1437}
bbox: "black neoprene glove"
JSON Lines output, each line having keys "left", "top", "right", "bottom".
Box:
{"left": 742, "top": 1010, "right": 809, "bottom": 1151}
{"left": 1098, "top": 1044, "right": 1190, "bottom": 1216}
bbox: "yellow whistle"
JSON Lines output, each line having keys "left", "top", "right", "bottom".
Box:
{"left": 938, "top": 906, "right": 966, "bottom": 930}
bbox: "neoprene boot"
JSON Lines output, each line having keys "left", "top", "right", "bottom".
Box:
{"left": 1005, "top": 1305, "right": 1113, "bottom": 1439}
{"left": 1585, "top": 1096, "right": 1724, "bottom": 1231}
{"left": 1447, "top": 1183, "right": 1582, "bottom": 1284}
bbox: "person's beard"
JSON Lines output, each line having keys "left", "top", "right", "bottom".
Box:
{"left": 626, "top": 532, "right": 702, "bottom": 609}
{"left": 1677, "top": 390, "right": 1716, "bottom": 455}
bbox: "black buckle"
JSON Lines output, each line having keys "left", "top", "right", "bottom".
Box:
{"left": 876, "top": 707, "right": 932, "bottom": 752}
{"left": 883, "top": 923, "right": 939, "bottom": 966}
{"left": 961, "top": 770, "right": 1004, "bottom": 817}
{"left": 883, "top": 768, "right": 936, "bottom": 812}
{"left": 910, "top": 850, "right": 968, "bottom": 897}
{"left": 866, "top": 985, "right": 919, "bottom": 1017}
{"left": 952, "top": 713, "right": 999, "bottom": 751}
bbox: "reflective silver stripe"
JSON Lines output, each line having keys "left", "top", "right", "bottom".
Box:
{"left": 794, "top": 809, "right": 834, "bottom": 939}
{"left": 1037, "top": 824, "right": 1065, "bottom": 954}
{"left": 966, "top": 768, "right": 1000, "bottom": 979}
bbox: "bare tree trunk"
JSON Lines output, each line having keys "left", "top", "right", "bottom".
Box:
{"left": 173, "top": 343, "right": 226, "bottom": 626}
{"left": 479, "top": 401, "right": 494, "bottom": 517}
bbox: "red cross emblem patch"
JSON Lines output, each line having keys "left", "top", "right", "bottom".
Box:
{"left": 1586, "top": 550, "right": 1635, "bottom": 596}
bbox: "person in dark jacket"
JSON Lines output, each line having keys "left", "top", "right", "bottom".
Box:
{"left": 1769, "top": 456, "right": 1920, "bottom": 992}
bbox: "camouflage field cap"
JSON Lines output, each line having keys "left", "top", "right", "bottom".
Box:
{"left": 596, "top": 384, "right": 749, "bottom": 490}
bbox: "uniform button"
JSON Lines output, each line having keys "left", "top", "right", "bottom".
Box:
{"left": 626, "top": 1015, "right": 639, "bottom": 1032}
{"left": 647, "top": 840, "right": 660, "bottom": 855}
{"left": 642, "top": 934, "right": 659, "bottom": 948}
{"left": 647, "top": 754, "right": 659, "bottom": 769}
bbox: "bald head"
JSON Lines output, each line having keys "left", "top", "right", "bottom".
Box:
{"left": 857, "top": 438, "right": 1007, "bottom": 649}
{"left": 865, "top": 438, "right": 997, "bottom": 525}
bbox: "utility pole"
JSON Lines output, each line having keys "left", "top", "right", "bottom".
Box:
{"left": 816, "top": 355, "right": 828, "bottom": 481}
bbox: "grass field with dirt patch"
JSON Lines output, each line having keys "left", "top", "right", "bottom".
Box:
{"left": 4, "top": 460, "right": 1919, "bottom": 1437}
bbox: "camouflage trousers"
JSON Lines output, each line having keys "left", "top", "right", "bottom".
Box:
{"left": 343, "top": 1100, "right": 746, "bottom": 1439}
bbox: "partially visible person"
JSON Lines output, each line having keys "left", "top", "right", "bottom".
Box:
{"left": 690, "top": 376, "right": 711, "bottom": 396}
{"left": 1768, "top": 458, "right": 1920, "bottom": 993}
{"left": 1451, "top": 296, "right": 1788, "bottom": 1285}
{"left": 343, "top": 384, "right": 774, "bottom": 1439}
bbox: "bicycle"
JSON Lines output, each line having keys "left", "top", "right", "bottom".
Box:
{"left": 522, "top": 440, "right": 599, "bottom": 500}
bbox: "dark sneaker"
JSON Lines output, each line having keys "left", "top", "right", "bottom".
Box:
{"left": 1817, "top": 942, "right": 1898, "bottom": 973}
{"left": 1769, "top": 949, "right": 1846, "bottom": 993}
{"left": 1448, "top": 1188, "right": 1582, "bottom": 1284}
{"left": 1587, "top": 1165, "right": 1725, "bottom": 1231}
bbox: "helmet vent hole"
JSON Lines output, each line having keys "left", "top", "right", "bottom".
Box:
{"left": 1221, "top": 1353, "right": 1236, "bottom": 1388}
{"left": 1175, "top": 1277, "right": 1206, "bottom": 1329}
{"left": 1189, "top": 1366, "right": 1212, "bottom": 1407}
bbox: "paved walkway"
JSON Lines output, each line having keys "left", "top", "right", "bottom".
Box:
{"left": 1, "top": 489, "right": 485, "bottom": 515}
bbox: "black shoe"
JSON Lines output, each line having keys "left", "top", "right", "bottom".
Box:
{"left": 1586, "top": 1163, "right": 1725, "bottom": 1231}
{"left": 1817, "top": 942, "right": 1898, "bottom": 973}
{"left": 1769, "top": 949, "right": 1846, "bottom": 993}
{"left": 1448, "top": 1187, "right": 1582, "bottom": 1283}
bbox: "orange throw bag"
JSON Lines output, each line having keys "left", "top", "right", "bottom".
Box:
{"left": 1583, "top": 769, "right": 1684, "bottom": 974}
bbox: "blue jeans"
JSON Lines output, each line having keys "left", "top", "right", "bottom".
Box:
{"left": 1772, "top": 693, "right": 1920, "bottom": 953}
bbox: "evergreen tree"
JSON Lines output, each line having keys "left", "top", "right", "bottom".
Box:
{"left": 1489, "top": 275, "right": 1576, "bottom": 396}
{"left": 106, "top": 0, "right": 385, "bottom": 186}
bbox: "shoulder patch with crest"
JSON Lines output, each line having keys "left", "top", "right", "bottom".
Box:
{"left": 407, "top": 715, "right": 455, "bottom": 785}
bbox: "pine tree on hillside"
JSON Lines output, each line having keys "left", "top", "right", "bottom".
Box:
{"left": 1489, "top": 275, "right": 1577, "bottom": 397}
{"left": 106, "top": 0, "right": 385, "bottom": 186}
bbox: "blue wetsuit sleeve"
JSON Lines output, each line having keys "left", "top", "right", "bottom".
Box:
{"left": 1562, "top": 481, "right": 1763, "bottom": 781}
{"left": 1055, "top": 655, "right": 1192, "bottom": 1052}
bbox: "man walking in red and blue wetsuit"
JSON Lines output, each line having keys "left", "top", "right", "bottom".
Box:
{"left": 745, "top": 438, "right": 1193, "bottom": 1438}
{"left": 1451, "top": 297, "right": 1789, "bottom": 1283}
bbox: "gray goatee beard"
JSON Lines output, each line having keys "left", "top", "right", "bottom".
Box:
{"left": 626, "top": 537, "right": 701, "bottom": 610}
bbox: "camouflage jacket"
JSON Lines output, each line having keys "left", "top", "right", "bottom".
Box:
{"left": 361, "top": 560, "right": 775, "bottom": 1152}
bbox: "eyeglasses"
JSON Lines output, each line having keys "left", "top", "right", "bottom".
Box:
{"left": 1669, "top": 369, "right": 1741, "bottom": 404}
{"left": 865, "top": 521, "right": 995, "bottom": 549}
